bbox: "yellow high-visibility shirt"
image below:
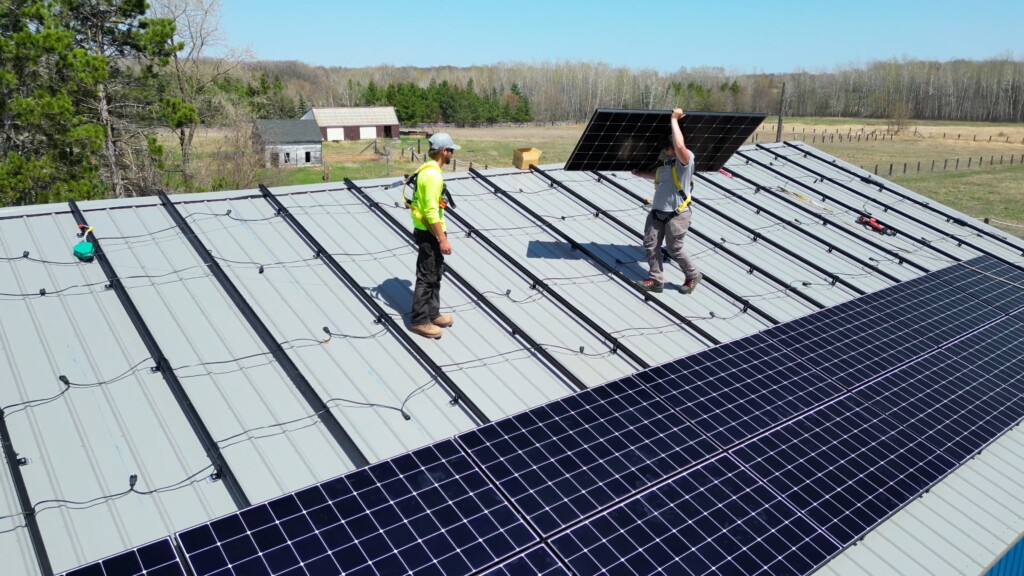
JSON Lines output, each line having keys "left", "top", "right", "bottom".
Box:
{"left": 411, "top": 160, "right": 445, "bottom": 232}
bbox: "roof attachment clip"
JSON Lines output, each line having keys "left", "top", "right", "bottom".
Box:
{"left": 16, "top": 455, "right": 29, "bottom": 467}
{"left": 207, "top": 470, "right": 222, "bottom": 483}
{"left": 829, "top": 277, "right": 839, "bottom": 287}
{"left": 313, "top": 249, "right": 322, "bottom": 259}
{"left": 373, "top": 314, "right": 385, "bottom": 325}
{"left": 38, "top": 288, "right": 46, "bottom": 296}
{"left": 150, "top": 359, "right": 164, "bottom": 373}
{"left": 22, "top": 251, "right": 29, "bottom": 259}
{"left": 448, "top": 394, "right": 461, "bottom": 407}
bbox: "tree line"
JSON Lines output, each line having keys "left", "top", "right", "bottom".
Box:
{"left": 2, "top": 0, "right": 1023, "bottom": 207}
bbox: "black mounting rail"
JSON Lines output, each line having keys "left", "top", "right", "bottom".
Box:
{"left": 468, "top": 168, "right": 721, "bottom": 347}
{"left": 343, "top": 178, "right": 591, "bottom": 392}
{"left": 730, "top": 153, "right": 934, "bottom": 273}
{"left": 429, "top": 189, "right": 653, "bottom": 371}
{"left": 691, "top": 171, "right": 905, "bottom": 284}
{"left": 157, "top": 192, "right": 370, "bottom": 468}
{"left": 784, "top": 141, "right": 1024, "bottom": 257}
{"left": 257, "top": 185, "right": 491, "bottom": 424}
{"left": 70, "top": 199, "right": 252, "bottom": 510}
{"left": 554, "top": 167, "right": 794, "bottom": 324}
{"left": 0, "top": 410, "right": 52, "bottom": 575}
{"left": 746, "top": 147, "right": 966, "bottom": 265}
{"left": 573, "top": 169, "right": 794, "bottom": 323}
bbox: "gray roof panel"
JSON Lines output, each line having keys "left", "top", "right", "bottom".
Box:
{"left": 85, "top": 206, "right": 361, "bottom": 503}
{"left": 0, "top": 212, "right": 236, "bottom": 573}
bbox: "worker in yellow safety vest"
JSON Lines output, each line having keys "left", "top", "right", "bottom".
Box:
{"left": 632, "top": 108, "right": 703, "bottom": 294}
{"left": 408, "top": 133, "right": 459, "bottom": 339}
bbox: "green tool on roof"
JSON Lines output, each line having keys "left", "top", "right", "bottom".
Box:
{"left": 74, "top": 225, "right": 95, "bottom": 262}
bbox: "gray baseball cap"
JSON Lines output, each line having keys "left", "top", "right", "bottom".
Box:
{"left": 428, "top": 133, "right": 461, "bottom": 151}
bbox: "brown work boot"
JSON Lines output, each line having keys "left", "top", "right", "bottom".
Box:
{"left": 637, "top": 278, "right": 664, "bottom": 293}
{"left": 432, "top": 314, "right": 454, "bottom": 328}
{"left": 410, "top": 323, "right": 442, "bottom": 339}
{"left": 680, "top": 273, "right": 703, "bottom": 294}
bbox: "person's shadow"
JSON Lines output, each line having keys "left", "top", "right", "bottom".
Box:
{"left": 525, "top": 240, "right": 649, "bottom": 281}
{"left": 371, "top": 277, "right": 414, "bottom": 328}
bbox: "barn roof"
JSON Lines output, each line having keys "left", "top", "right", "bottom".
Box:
{"left": 254, "top": 119, "right": 323, "bottom": 144}
{"left": 2, "top": 142, "right": 1023, "bottom": 574}
{"left": 304, "top": 106, "right": 400, "bottom": 127}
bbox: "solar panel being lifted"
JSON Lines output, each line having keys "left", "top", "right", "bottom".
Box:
{"left": 564, "top": 109, "right": 765, "bottom": 172}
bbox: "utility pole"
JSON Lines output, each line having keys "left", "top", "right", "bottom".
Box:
{"left": 775, "top": 82, "right": 786, "bottom": 143}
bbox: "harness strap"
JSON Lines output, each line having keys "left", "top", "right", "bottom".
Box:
{"left": 654, "top": 162, "right": 693, "bottom": 211}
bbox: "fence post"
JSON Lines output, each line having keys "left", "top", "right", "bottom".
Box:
{"left": 944, "top": 159, "right": 948, "bottom": 170}
{"left": 968, "top": 157, "right": 972, "bottom": 168}
{"left": 889, "top": 163, "right": 893, "bottom": 176}
{"left": 990, "top": 155, "right": 994, "bottom": 165}
{"left": 956, "top": 158, "right": 960, "bottom": 170}
{"left": 417, "top": 139, "right": 421, "bottom": 154}
{"left": 931, "top": 159, "right": 935, "bottom": 172}
{"left": 903, "top": 162, "right": 907, "bottom": 174}
{"left": 917, "top": 161, "right": 920, "bottom": 173}
{"left": 468, "top": 161, "right": 473, "bottom": 171}
{"left": 874, "top": 164, "right": 878, "bottom": 174}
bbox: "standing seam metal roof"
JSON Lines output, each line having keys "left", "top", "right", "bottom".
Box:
{"left": 2, "top": 142, "right": 1024, "bottom": 574}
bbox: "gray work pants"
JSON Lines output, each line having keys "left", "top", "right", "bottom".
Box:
{"left": 643, "top": 209, "right": 699, "bottom": 284}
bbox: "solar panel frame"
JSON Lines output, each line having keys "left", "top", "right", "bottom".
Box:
{"left": 176, "top": 439, "right": 537, "bottom": 576}
{"left": 457, "top": 377, "right": 719, "bottom": 536}
{"left": 732, "top": 395, "right": 959, "bottom": 546}
{"left": 564, "top": 109, "right": 766, "bottom": 172}
{"left": 761, "top": 274, "right": 1003, "bottom": 390}
{"left": 549, "top": 455, "right": 840, "bottom": 576}
{"left": 635, "top": 332, "right": 845, "bottom": 448}
{"left": 856, "top": 315, "right": 1024, "bottom": 463}
{"left": 61, "top": 537, "right": 186, "bottom": 576}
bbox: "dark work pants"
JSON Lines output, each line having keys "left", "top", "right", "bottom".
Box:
{"left": 411, "top": 228, "right": 444, "bottom": 325}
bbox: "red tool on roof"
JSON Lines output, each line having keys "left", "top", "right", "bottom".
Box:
{"left": 856, "top": 215, "right": 897, "bottom": 236}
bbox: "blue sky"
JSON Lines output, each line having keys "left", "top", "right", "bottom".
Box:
{"left": 219, "top": 0, "right": 1022, "bottom": 73}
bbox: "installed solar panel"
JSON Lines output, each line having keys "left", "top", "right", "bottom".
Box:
{"left": 550, "top": 455, "right": 839, "bottom": 576}
{"left": 176, "top": 440, "right": 536, "bottom": 576}
{"left": 733, "top": 395, "right": 958, "bottom": 546}
{"left": 458, "top": 377, "right": 718, "bottom": 536}
{"left": 930, "top": 255, "right": 1024, "bottom": 314}
{"left": 635, "top": 333, "right": 843, "bottom": 448}
{"left": 762, "top": 274, "right": 1002, "bottom": 389}
{"left": 564, "top": 109, "right": 765, "bottom": 172}
{"left": 856, "top": 315, "right": 1024, "bottom": 463}
{"left": 62, "top": 538, "right": 185, "bottom": 576}
{"left": 479, "top": 546, "right": 570, "bottom": 576}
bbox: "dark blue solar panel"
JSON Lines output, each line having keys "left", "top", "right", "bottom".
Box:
{"left": 550, "top": 455, "right": 839, "bottom": 576}
{"left": 930, "top": 255, "right": 1024, "bottom": 314}
{"left": 763, "top": 274, "right": 1002, "bottom": 389}
{"left": 479, "top": 546, "right": 569, "bottom": 576}
{"left": 176, "top": 440, "right": 536, "bottom": 576}
{"left": 856, "top": 316, "right": 1024, "bottom": 463}
{"left": 733, "top": 395, "right": 958, "bottom": 546}
{"left": 637, "top": 333, "right": 843, "bottom": 448}
{"left": 458, "top": 377, "right": 718, "bottom": 536}
{"left": 62, "top": 538, "right": 185, "bottom": 576}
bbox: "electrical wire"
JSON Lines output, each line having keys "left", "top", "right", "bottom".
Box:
{"left": 0, "top": 265, "right": 212, "bottom": 299}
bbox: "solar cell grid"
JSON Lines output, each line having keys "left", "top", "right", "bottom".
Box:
{"left": 930, "top": 255, "right": 1024, "bottom": 314}
{"left": 478, "top": 546, "right": 570, "bottom": 576}
{"left": 458, "top": 377, "right": 718, "bottom": 536}
{"left": 732, "top": 395, "right": 958, "bottom": 546}
{"left": 636, "top": 333, "right": 844, "bottom": 448}
{"left": 856, "top": 316, "right": 1024, "bottom": 463}
{"left": 762, "top": 274, "right": 1002, "bottom": 389}
{"left": 564, "top": 109, "right": 765, "bottom": 172}
{"left": 550, "top": 455, "right": 839, "bottom": 576}
{"left": 62, "top": 538, "right": 185, "bottom": 576}
{"left": 176, "top": 440, "right": 537, "bottom": 576}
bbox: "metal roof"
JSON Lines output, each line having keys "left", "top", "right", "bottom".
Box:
{"left": 2, "top": 141, "right": 1024, "bottom": 574}
{"left": 254, "top": 120, "right": 322, "bottom": 144}
{"left": 302, "top": 107, "right": 400, "bottom": 127}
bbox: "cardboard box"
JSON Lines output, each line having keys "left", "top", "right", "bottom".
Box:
{"left": 513, "top": 147, "right": 542, "bottom": 169}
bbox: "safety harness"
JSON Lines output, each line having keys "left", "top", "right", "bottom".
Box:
{"left": 400, "top": 163, "right": 456, "bottom": 227}
{"left": 653, "top": 159, "right": 694, "bottom": 212}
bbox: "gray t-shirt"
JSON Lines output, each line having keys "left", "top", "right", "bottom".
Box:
{"left": 651, "top": 152, "right": 696, "bottom": 213}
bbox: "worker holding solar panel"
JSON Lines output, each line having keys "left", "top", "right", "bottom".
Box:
{"left": 633, "top": 108, "right": 703, "bottom": 294}
{"left": 408, "top": 133, "right": 459, "bottom": 339}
